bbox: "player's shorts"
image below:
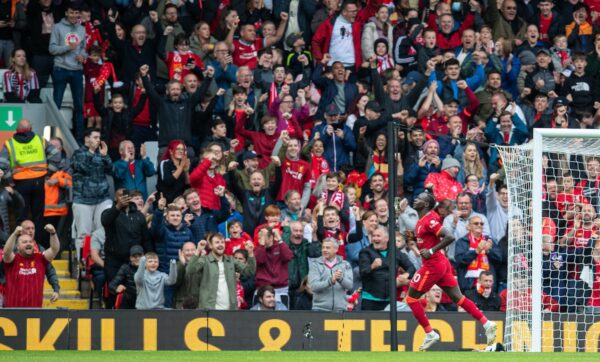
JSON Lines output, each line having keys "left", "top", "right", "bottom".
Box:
{"left": 409, "top": 257, "right": 458, "bottom": 293}
{"left": 84, "top": 102, "right": 99, "bottom": 118}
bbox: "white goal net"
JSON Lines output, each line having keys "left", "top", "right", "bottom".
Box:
{"left": 496, "top": 129, "right": 600, "bottom": 352}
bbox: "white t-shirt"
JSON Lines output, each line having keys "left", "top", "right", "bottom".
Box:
{"left": 329, "top": 16, "right": 355, "bottom": 67}
{"left": 215, "top": 261, "right": 230, "bottom": 310}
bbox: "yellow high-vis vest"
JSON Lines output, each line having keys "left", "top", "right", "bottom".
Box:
{"left": 6, "top": 135, "right": 48, "bottom": 180}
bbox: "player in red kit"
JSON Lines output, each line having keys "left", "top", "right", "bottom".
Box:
{"left": 406, "top": 191, "right": 497, "bottom": 351}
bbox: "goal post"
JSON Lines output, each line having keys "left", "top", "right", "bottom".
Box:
{"left": 496, "top": 128, "right": 600, "bottom": 352}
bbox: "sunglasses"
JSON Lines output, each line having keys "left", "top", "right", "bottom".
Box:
{"left": 472, "top": 222, "right": 484, "bottom": 226}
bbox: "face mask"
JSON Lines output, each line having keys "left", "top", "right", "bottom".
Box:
{"left": 452, "top": 2, "right": 462, "bottom": 12}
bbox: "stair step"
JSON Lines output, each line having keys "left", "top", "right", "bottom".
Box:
{"left": 52, "top": 259, "right": 70, "bottom": 272}
{"left": 44, "top": 290, "right": 81, "bottom": 298}
{"left": 43, "top": 299, "right": 88, "bottom": 310}
{"left": 56, "top": 269, "right": 70, "bottom": 277}
{"left": 45, "top": 278, "right": 78, "bottom": 290}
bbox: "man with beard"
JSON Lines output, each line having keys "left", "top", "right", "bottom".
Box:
{"left": 407, "top": 191, "right": 497, "bottom": 351}
{"left": 559, "top": 203, "right": 600, "bottom": 249}
{"left": 361, "top": 173, "right": 387, "bottom": 211}
{"left": 140, "top": 64, "right": 213, "bottom": 158}
{"left": 371, "top": 57, "right": 428, "bottom": 120}
{"left": 3, "top": 224, "right": 59, "bottom": 307}
{"left": 186, "top": 232, "right": 256, "bottom": 310}
{"left": 229, "top": 154, "right": 282, "bottom": 234}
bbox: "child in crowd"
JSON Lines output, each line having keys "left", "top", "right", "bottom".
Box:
{"left": 134, "top": 252, "right": 177, "bottom": 310}
{"left": 162, "top": 34, "right": 204, "bottom": 81}
{"left": 84, "top": 46, "right": 104, "bottom": 129}
{"left": 316, "top": 203, "right": 347, "bottom": 259}
{"left": 225, "top": 220, "right": 253, "bottom": 255}
{"left": 109, "top": 245, "right": 144, "bottom": 309}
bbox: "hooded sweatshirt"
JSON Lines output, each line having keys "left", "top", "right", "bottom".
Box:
{"left": 49, "top": 18, "right": 86, "bottom": 71}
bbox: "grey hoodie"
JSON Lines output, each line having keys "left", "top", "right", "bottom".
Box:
{"left": 308, "top": 256, "right": 353, "bottom": 312}
{"left": 134, "top": 256, "right": 177, "bottom": 310}
{"left": 49, "top": 18, "right": 86, "bottom": 71}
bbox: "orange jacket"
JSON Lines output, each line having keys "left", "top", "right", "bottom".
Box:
{"left": 44, "top": 171, "right": 72, "bottom": 217}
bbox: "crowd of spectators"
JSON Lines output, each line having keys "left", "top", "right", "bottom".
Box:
{"left": 0, "top": 0, "right": 599, "bottom": 313}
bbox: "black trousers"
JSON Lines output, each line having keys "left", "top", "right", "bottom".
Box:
{"left": 361, "top": 299, "right": 389, "bottom": 311}
{"left": 15, "top": 176, "right": 45, "bottom": 245}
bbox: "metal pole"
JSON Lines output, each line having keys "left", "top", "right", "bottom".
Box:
{"left": 387, "top": 121, "right": 398, "bottom": 351}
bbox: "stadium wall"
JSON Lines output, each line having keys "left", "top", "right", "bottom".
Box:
{"left": 0, "top": 311, "right": 598, "bottom": 351}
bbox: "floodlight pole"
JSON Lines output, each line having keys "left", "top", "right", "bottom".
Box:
{"left": 387, "top": 121, "right": 398, "bottom": 352}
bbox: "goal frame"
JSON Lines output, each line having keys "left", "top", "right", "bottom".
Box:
{"left": 529, "top": 128, "right": 600, "bottom": 352}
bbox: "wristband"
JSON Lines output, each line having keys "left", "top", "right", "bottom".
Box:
{"left": 50, "top": 232, "right": 57, "bottom": 236}
{"left": 429, "top": 249, "right": 434, "bottom": 255}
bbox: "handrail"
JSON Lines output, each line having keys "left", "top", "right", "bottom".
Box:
{"left": 41, "top": 92, "right": 79, "bottom": 156}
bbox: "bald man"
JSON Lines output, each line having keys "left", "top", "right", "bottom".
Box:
{"left": 106, "top": 13, "right": 162, "bottom": 85}
{"left": 0, "top": 119, "right": 61, "bottom": 247}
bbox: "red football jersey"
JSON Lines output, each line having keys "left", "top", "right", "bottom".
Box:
{"left": 232, "top": 38, "right": 262, "bottom": 69}
{"left": 3, "top": 253, "right": 48, "bottom": 308}
{"left": 277, "top": 158, "right": 312, "bottom": 201}
{"left": 415, "top": 210, "right": 445, "bottom": 265}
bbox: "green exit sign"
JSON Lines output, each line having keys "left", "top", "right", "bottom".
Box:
{"left": 0, "top": 106, "right": 22, "bottom": 131}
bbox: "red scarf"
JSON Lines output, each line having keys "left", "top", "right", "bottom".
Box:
{"left": 466, "top": 233, "right": 490, "bottom": 275}
{"left": 322, "top": 189, "right": 345, "bottom": 210}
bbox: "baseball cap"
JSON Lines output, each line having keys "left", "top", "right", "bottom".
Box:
{"left": 325, "top": 103, "right": 341, "bottom": 116}
{"left": 242, "top": 150, "right": 260, "bottom": 162}
{"left": 366, "top": 100, "right": 384, "bottom": 113}
{"left": 130, "top": 245, "right": 144, "bottom": 256}
{"left": 402, "top": 71, "right": 423, "bottom": 86}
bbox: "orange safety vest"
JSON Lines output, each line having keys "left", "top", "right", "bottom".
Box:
{"left": 5, "top": 135, "right": 48, "bottom": 180}
{"left": 44, "top": 170, "right": 72, "bottom": 217}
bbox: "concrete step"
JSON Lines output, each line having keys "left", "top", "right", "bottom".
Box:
{"left": 44, "top": 290, "right": 81, "bottom": 298}
{"left": 52, "top": 259, "right": 70, "bottom": 272}
{"left": 45, "top": 278, "right": 77, "bottom": 290}
{"left": 55, "top": 269, "right": 70, "bottom": 277}
{"left": 43, "top": 299, "right": 88, "bottom": 310}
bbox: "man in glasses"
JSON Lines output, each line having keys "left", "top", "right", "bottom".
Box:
{"left": 443, "top": 192, "right": 491, "bottom": 261}
{"left": 485, "top": 0, "right": 527, "bottom": 42}
{"left": 454, "top": 216, "right": 502, "bottom": 292}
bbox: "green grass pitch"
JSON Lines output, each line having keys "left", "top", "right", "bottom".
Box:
{"left": 0, "top": 351, "right": 596, "bottom": 361}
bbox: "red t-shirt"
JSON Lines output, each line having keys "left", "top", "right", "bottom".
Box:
{"left": 539, "top": 15, "right": 552, "bottom": 42}
{"left": 277, "top": 157, "right": 312, "bottom": 201}
{"left": 232, "top": 38, "right": 263, "bottom": 69}
{"left": 415, "top": 210, "right": 445, "bottom": 266}
{"left": 225, "top": 232, "right": 253, "bottom": 256}
{"left": 565, "top": 225, "right": 599, "bottom": 248}
{"left": 556, "top": 189, "right": 590, "bottom": 215}
{"left": 3, "top": 253, "right": 48, "bottom": 308}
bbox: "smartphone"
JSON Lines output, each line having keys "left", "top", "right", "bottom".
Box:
{"left": 187, "top": 57, "right": 195, "bottom": 66}
{"left": 122, "top": 189, "right": 130, "bottom": 197}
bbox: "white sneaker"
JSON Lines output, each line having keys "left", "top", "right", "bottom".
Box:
{"left": 484, "top": 321, "right": 497, "bottom": 346}
{"left": 419, "top": 331, "right": 440, "bottom": 351}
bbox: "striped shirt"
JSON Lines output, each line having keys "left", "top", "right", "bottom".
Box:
{"left": 3, "top": 70, "right": 40, "bottom": 102}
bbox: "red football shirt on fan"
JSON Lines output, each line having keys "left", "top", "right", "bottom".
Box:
{"left": 277, "top": 157, "right": 312, "bottom": 201}
{"left": 564, "top": 225, "right": 599, "bottom": 248}
{"left": 556, "top": 189, "right": 589, "bottom": 215}
{"left": 415, "top": 210, "right": 446, "bottom": 266}
{"left": 588, "top": 258, "right": 600, "bottom": 307}
{"left": 3, "top": 253, "right": 48, "bottom": 308}
{"left": 232, "top": 38, "right": 263, "bottom": 69}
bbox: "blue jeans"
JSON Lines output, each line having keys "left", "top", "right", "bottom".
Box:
{"left": 52, "top": 67, "right": 84, "bottom": 142}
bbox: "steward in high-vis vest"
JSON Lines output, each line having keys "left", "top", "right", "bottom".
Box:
{"left": 0, "top": 119, "right": 61, "bottom": 247}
